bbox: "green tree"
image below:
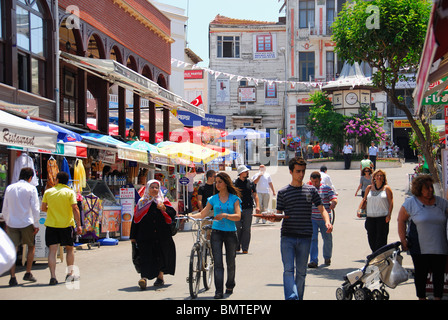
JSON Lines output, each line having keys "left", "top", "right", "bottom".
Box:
{"left": 331, "top": 0, "right": 439, "bottom": 183}
{"left": 306, "top": 91, "right": 346, "bottom": 153}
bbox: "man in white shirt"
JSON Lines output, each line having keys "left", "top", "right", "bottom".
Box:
{"left": 342, "top": 141, "right": 353, "bottom": 170}
{"left": 319, "top": 166, "right": 337, "bottom": 194}
{"left": 2, "top": 167, "right": 40, "bottom": 286}
{"left": 185, "top": 167, "right": 197, "bottom": 213}
{"left": 252, "top": 165, "right": 276, "bottom": 223}
{"left": 368, "top": 141, "right": 378, "bottom": 170}
{"left": 321, "top": 142, "right": 330, "bottom": 158}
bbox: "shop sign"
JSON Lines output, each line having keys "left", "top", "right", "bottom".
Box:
{"left": 394, "top": 119, "right": 412, "bottom": 128}
{"left": 119, "top": 188, "right": 135, "bottom": 199}
{"left": 98, "top": 149, "right": 116, "bottom": 164}
{"left": 149, "top": 153, "right": 172, "bottom": 166}
{"left": 179, "top": 177, "right": 190, "bottom": 185}
{"left": 117, "top": 147, "right": 148, "bottom": 164}
{"left": 184, "top": 70, "right": 204, "bottom": 79}
{"left": 238, "top": 87, "right": 257, "bottom": 103}
{"left": 423, "top": 91, "right": 448, "bottom": 105}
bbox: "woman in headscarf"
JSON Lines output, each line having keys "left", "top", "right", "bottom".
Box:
{"left": 130, "top": 179, "right": 176, "bottom": 290}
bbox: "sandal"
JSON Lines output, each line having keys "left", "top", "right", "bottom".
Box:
{"left": 138, "top": 278, "right": 147, "bottom": 290}
{"left": 153, "top": 277, "right": 164, "bottom": 287}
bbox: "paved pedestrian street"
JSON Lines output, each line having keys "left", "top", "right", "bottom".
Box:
{"left": 0, "top": 162, "right": 424, "bottom": 301}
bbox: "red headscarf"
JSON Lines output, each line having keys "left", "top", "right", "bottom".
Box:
{"left": 133, "top": 180, "right": 174, "bottom": 224}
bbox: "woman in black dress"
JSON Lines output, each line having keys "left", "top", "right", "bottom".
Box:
{"left": 130, "top": 179, "right": 176, "bottom": 290}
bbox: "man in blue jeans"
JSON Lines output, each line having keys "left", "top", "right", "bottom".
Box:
{"left": 269, "top": 157, "right": 333, "bottom": 300}
{"left": 308, "top": 171, "right": 337, "bottom": 268}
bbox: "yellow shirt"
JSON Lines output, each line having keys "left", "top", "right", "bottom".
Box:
{"left": 43, "top": 184, "right": 77, "bottom": 228}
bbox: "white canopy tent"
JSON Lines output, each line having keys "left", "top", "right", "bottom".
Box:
{"left": 0, "top": 110, "right": 58, "bottom": 151}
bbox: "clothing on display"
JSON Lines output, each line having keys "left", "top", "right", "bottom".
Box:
{"left": 12, "top": 153, "right": 38, "bottom": 186}
{"left": 73, "top": 159, "right": 86, "bottom": 193}
{"left": 81, "top": 193, "right": 103, "bottom": 237}
{"left": 46, "top": 157, "right": 59, "bottom": 190}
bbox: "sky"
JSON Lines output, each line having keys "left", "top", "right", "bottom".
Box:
{"left": 154, "top": 0, "right": 285, "bottom": 67}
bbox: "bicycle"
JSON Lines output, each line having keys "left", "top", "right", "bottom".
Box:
{"left": 177, "top": 215, "right": 214, "bottom": 299}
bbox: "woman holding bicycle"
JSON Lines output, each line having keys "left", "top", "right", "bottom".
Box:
{"left": 189, "top": 172, "right": 242, "bottom": 299}
{"left": 130, "top": 179, "right": 177, "bottom": 290}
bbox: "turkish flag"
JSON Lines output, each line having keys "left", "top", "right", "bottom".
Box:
{"left": 190, "top": 95, "right": 203, "bottom": 106}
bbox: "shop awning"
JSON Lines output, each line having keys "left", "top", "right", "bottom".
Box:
{"left": 413, "top": 0, "right": 448, "bottom": 115}
{"left": 59, "top": 51, "right": 205, "bottom": 117}
{"left": 81, "top": 133, "right": 148, "bottom": 164}
{"left": 0, "top": 110, "right": 58, "bottom": 150}
{"left": 10, "top": 141, "right": 88, "bottom": 159}
{"left": 27, "top": 119, "right": 83, "bottom": 143}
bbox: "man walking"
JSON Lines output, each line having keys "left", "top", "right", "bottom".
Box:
{"left": 369, "top": 141, "right": 378, "bottom": 170}
{"left": 197, "top": 170, "right": 216, "bottom": 211}
{"left": 307, "top": 171, "right": 337, "bottom": 268}
{"left": 252, "top": 165, "right": 275, "bottom": 223}
{"left": 41, "top": 171, "right": 82, "bottom": 285}
{"left": 234, "top": 165, "right": 260, "bottom": 254}
{"left": 270, "top": 157, "right": 332, "bottom": 300}
{"left": 2, "top": 167, "right": 40, "bottom": 286}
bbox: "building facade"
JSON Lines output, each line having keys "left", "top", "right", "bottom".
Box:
{"left": 283, "top": 0, "right": 352, "bottom": 144}
{"left": 208, "top": 14, "right": 286, "bottom": 141}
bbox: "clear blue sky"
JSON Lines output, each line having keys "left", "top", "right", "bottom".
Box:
{"left": 155, "top": 0, "right": 285, "bottom": 67}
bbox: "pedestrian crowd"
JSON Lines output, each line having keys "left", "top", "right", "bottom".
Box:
{"left": 1, "top": 142, "right": 448, "bottom": 301}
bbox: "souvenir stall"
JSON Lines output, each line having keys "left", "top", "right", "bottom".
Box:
{"left": 80, "top": 132, "right": 148, "bottom": 243}
{"left": 0, "top": 111, "right": 60, "bottom": 263}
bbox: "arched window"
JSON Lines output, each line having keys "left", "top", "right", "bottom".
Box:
{"left": 16, "top": 0, "right": 47, "bottom": 95}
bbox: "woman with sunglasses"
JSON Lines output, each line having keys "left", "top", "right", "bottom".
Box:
{"left": 357, "top": 169, "right": 393, "bottom": 252}
{"left": 355, "top": 167, "right": 372, "bottom": 198}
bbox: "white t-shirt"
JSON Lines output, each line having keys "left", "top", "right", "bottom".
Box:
{"left": 252, "top": 172, "right": 272, "bottom": 194}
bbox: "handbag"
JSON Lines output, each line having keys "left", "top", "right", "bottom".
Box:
{"left": 358, "top": 198, "right": 367, "bottom": 217}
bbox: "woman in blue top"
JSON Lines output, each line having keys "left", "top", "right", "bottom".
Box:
{"left": 189, "top": 172, "right": 241, "bottom": 299}
{"left": 398, "top": 175, "right": 448, "bottom": 300}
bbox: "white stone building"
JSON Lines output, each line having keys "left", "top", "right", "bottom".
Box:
{"left": 208, "top": 15, "right": 287, "bottom": 139}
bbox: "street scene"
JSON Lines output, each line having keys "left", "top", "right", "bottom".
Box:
{"left": 0, "top": 162, "right": 428, "bottom": 300}
{"left": 0, "top": 0, "right": 448, "bottom": 306}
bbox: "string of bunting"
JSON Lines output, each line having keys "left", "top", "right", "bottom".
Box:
{"left": 171, "top": 57, "right": 376, "bottom": 90}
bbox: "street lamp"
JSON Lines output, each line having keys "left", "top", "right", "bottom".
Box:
{"left": 278, "top": 47, "right": 289, "bottom": 162}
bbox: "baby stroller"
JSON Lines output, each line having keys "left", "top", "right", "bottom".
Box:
{"left": 336, "top": 242, "right": 409, "bottom": 300}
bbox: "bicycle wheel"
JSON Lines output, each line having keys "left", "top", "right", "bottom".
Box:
{"left": 202, "top": 241, "right": 214, "bottom": 290}
{"left": 189, "top": 244, "right": 201, "bottom": 299}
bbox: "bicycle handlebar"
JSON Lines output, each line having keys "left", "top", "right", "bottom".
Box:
{"left": 176, "top": 215, "right": 213, "bottom": 223}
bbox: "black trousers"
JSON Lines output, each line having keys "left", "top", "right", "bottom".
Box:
{"left": 411, "top": 254, "right": 447, "bottom": 299}
{"left": 343, "top": 153, "right": 352, "bottom": 169}
{"left": 364, "top": 216, "right": 389, "bottom": 252}
{"left": 370, "top": 155, "right": 377, "bottom": 170}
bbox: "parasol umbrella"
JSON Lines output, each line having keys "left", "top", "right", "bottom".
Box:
{"left": 223, "top": 128, "right": 269, "bottom": 140}
{"left": 204, "top": 144, "right": 231, "bottom": 156}
{"left": 81, "top": 132, "right": 128, "bottom": 147}
{"left": 27, "top": 119, "right": 82, "bottom": 143}
{"left": 158, "top": 141, "right": 220, "bottom": 164}
{"left": 128, "top": 140, "right": 160, "bottom": 154}
{"left": 155, "top": 141, "right": 176, "bottom": 148}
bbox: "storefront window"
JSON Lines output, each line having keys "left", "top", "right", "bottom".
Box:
{"left": 0, "top": 0, "right": 4, "bottom": 83}
{"left": 16, "top": 0, "right": 47, "bottom": 96}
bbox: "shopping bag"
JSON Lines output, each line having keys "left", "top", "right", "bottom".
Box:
{"left": 381, "top": 251, "right": 408, "bottom": 288}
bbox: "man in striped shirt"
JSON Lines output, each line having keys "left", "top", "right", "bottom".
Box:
{"left": 272, "top": 157, "right": 333, "bottom": 300}
{"left": 307, "top": 171, "right": 337, "bottom": 268}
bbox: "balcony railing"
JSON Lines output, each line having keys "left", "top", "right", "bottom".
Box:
{"left": 297, "top": 21, "right": 334, "bottom": 40}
